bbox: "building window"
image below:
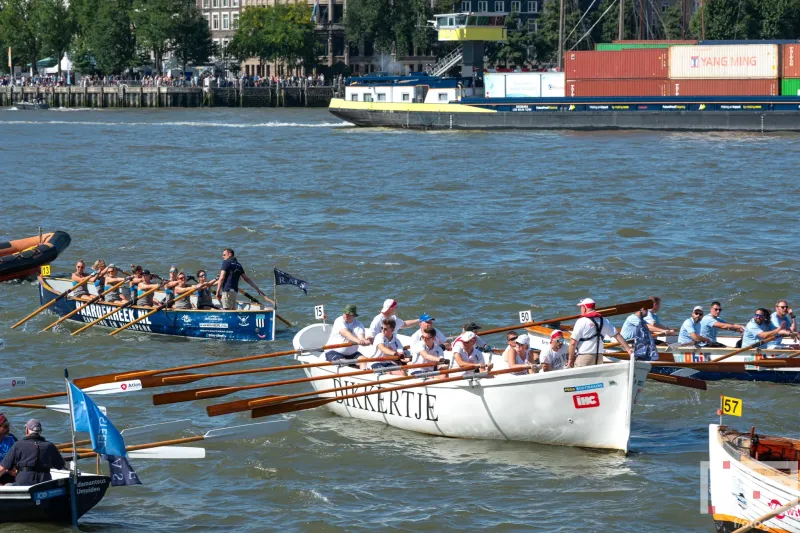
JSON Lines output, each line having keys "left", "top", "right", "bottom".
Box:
{"left": 212, "top": 13, "right": 219, "bottom": 29}
{"left": 661, "top": 1, "right": 668, "bottom": 11}
{"left": 222, "top": 38, "right": 229, "bottom": 51}
{"left": 364, "top": 93, "right": 373, "bottom": 102}
{"left": 511, "top": 1, "right": 520, "bottom": 12}
{"left": 202, "top": 0, "right": 209, "bottom": 7}
{"left": 461, "top": 0, "right": 471, "bottom": 10}
{"left": 402, "top": 93, "right": 410, "bottom": 101}
{"left": 351, "top": 93, "right": 359, "bottom": 101}
{"left": 203, "top": 13, "right": 209, "bottom": 27}
{"left": 222, "top": 12, "right": 229, "bottom": 29}
{"left": 377, "top": 93, "right": 386, "bottom": 101}
{"left": 438, "top": 93, "right": 448, "bottom": 101}
{"left": 478, "top": 1, "right": 488, "bottom": 11}
{"left": 232, "top": 0, "right": 238, "bottom": 5}
{"left": 232, "top": 12, "right": 239, "bottom": 29}
{"left": 212, "top": 0, "right": 218, "bottom": 7}
{"left": 527, "top": 1, "right": 538, "bottom": 12}
{"left": 494, "top": 1, "right": 503, "bottom": 11}
{"left": 222, "top": 0, "right": 228, "bottom": 6}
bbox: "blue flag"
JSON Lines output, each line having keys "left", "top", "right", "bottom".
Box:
{"left": 274, "top": 268, "right": 308, "bottom": 294}
{"left": 69, "top": 382, "right": 128, "bottom": 457}
{"left": 105, "top": 454, "right": 142, "bottom": 486}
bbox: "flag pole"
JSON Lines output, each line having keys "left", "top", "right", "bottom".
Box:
{"left": 273, "top": 267, "right": 277, "bottom": 311}
{"left": 64, "top": 368, "right": 80, "bottom": 527}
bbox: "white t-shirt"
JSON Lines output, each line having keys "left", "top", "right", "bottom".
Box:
{"left": 367, "top": 314, "right": 408, "bottom": 339}
{"left": 571, "top": 316, "right": 618, "bottom": 356}
{"left": 372, "top": 332, "right": 404, "bottom": 359}
{"left": 410, "top": 340, "right": 444, "bottom": 366}
{"left": 326, "top": 316, "right": 366, "bottom": 356}
{"left": 410, "top": 327, "right": 448, "bottom": 346}
{"left": 539, "top": 344, "right": 568, "bottom": 371}
{"left": 451, "top": 345, "right": 486, "bottom": 368}
{"left": 452, "top": 333, "right": 487, "bottom": 354}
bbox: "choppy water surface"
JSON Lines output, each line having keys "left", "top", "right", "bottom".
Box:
{"left": 1, "top": 108, "right": 798, "bottom": 532}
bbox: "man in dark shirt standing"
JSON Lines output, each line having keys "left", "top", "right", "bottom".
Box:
{"left": 215, "top": 248, "right": 267, "bottom": 310}
{"left": 0, "top": 419, "right": 66, "bottom": 486}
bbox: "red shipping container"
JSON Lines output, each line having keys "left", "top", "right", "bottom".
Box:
{"left": 565, "top": 79, "right": 670, "bottom": 97}
{"left": 565, "top": 49, "right": 669, "bottom": 79}
{"left": 669, "top": 79, "right": 778, "bottom": 96}
{"left": 783, "top": 44, "right": 800, "bottom": 77}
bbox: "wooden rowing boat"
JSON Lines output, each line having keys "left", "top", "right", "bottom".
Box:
{"left": 293, "top": 324, "right": 652, "bottom": 453}
{"left": 0, "top": 470, "right": 109, "bottom": 523}
{"left": 708, "top": 424, "right": 800, "bottom": 532}
{"left": 39, "top": 276, "right": 281, "bottom": 341}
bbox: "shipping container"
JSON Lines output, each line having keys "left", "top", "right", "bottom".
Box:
{"left": 699, "top": 39, "right": 799, "bottom": 45}
{"left": 565, "top": 79, "right": 670, "bottom": 97}
{"left": 565, "top": 49, "right": 669, "bottom": 79}
{"left": 669, "top": 79, "right": 778, "bottom": 96}
{"left": 783, "top": 44, "right": 800, "bottom": 78}
{"left": 669, "top": 45, "right": 779, "bottom": 79}
{"left": 781, "top": 78, "right": 800, "bottom": 96}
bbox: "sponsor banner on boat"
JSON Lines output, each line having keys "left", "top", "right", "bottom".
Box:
{"left": 33, "top": 487, "right": 66, "bottom": 501}
{"left": 572, "top": 392, "right": 600, "bottom": 409}
{"left": 564, "top": 382, "right": 604, "bottom": 393}
{"left": 198, "top": 322, "right": 229, "bottom": 329}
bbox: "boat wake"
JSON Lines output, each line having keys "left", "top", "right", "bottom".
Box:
{"left": 0, "top": 120, "right": 352, "bottom": 128}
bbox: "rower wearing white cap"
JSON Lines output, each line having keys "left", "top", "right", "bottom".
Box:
{"left": 410, "top": 313, "right": 449, "bottom": 348}
{"left": 678, "top": 306, "right": 711, "bottom": 346}
{"left": 539, "top": 330, "right": 568, "bottom": 372}
{"left": 366, "top": 299, "right": 419, "bottom": 342}
{"left": 568, "top": 298, "right": 633, "bottom": 368}
{"left": 503, "top": 334, "right": 535, "bottom": 375}
{"left": 451, "top": 331, "right": 487, "bottom": 370}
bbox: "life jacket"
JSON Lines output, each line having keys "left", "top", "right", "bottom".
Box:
{"left": 577, "top": 313, "right": 605, "bottom": 362}
{"left": 633, "top": 318, "right": 658, "bottom": 360}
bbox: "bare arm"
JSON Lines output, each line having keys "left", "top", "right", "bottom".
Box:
{"left": 568, "top": 339, "right": 577, "bottom": 367}
{"left": 613, "top": 333, "right": 633, "bottom": 354}
{"left": 419, "top": 348, "right": 442, "bottom": 363}
{"left": 240, "top": 273, "right": 267, "bottom": 298}
{"left": 714, "top": 321, "right": 745, "bottom": 333}
{"left": 215, "top": 270, "right": 226, "bottom": 297}
{"left": 690, "top": 332, "right": 711, "bottom": 343}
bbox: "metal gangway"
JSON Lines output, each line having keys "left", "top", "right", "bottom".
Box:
{"left": 429, "top": 45, "right": 463, "bottom": 77}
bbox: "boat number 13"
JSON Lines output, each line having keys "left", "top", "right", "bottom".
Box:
{"left": 41, "top": 265, "right": 51, "bottom": 276}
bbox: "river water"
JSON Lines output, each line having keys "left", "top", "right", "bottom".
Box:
{"left": 0, "top": 107, "right": 798, "bottom": 532}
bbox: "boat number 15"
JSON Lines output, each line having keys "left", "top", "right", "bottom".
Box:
{"left": 41, "top": 265, "right": 51, "bottom": 276}
{"left": 519, "top": 310, "right": 532, "bottom": 324}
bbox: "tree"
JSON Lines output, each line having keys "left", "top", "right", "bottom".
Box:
{"left": 659, "top": 2, "right": 685, "bottom": 39}
{"left": 91, "top": 0, "right": 135, "bottom": 74}
{"left": 486, "top": 11, "right": 535, "bottom": 68}
{"left": 344, "top": 0, "right": 395, "bottom": 54}
{"left": 37, "top": 0, "right": 74, "bottom": 77}
{"left": 597, "top": 0, "right": 636, "bottom": 43}
{"left": 132, "top": 0, "right": 178, "bottom": 75}
{"left": 688, "top": 0, "right": 757, "bottom": 40}
{"left": 0, "top": 0, "right": 43, "bottom": 74}
{"left": 536, "top": 0, "right": 595, "bottom": 67}
{"left": 68, "top": 0, "right": 101, "bottom": 74}
{"left": 172, "top": 0, "right": 212, "bottom": 73}
{"left": 753, "top": 0, "right": 800, "bottom": 39}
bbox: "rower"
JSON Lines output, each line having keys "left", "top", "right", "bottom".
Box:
{"left": 195, "top": 270, "right": 217, "bottom": 309}
{"left": 70, "top": 260, "right": 91, "bottom": 300}
{"left": 0, "top": 419, "right": 65, "bottom": 486}
{"left": 323, "top": 305, "right": 371, "bottom": 362}
{"left": 743, "top": 307, "right": 794, "bottom": 347}
{"left": 134, "top": 270, "right": 161, "bottom": 307}
{"left": 568, "top": 298, "right": 632, "bottom": 368}
{"left": 621, "top": 304, "right": 674, "bottom": 343}
{"left": 409, "top": 326, "right": 447, "bottom": 377}
{"left": 451, "top": 330, "right": 487, "bottom": 370}
{"left": 643, "top": 296, "right": 675, "bottom": 341}
{"left": 678, "top": 306, "right": 711, "bottom": 346}
{"left": 366, "top": 299, "right": 419, "bottom": 342}
{"left": 127, "top": 265, "right": 144, "bottom": 304}
{"left": 409, "top": 313, "right": 449, "bottom": 349}
{"left": 700, "top": 301, "right": 744, "bottom": 347}
{"left": 769, "top": 300, "right": 799, "bottom": 348}
{"left": 90, "top": 259, "right": 107, "bottom": 293}
{"left": 367, "top": 318, "right": 407, "bottom": 376}
{"left": 172, "top": 272, "right": 193, "bottom": 310}
{"left": 102, "top": 265, "right": 128, "bottom": 303}
{"left": 453, "top": 322, "right": 490, "bottom": 353}
{"left": 161, "top": 266, "right": 180, "bottom": 307}
{"left": 503, "top": 333, "right": 535, "bottom": 375}
{"left": 539, "top": 330, "right": 568, "bottom": 372}
{"left": 0, "top": 413, "right": 17, "bottom": 484}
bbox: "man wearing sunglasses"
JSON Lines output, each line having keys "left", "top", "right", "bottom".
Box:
{"left": 539, "top": 330, "right": 568, "bottom": 372}
{"left": 769, "top": 300, "right": 799, "bottom": 348}
{"left": 743, "top": 307, "right": 794, "bottom": 347}
{"left": 367, "top": 318, "right": 408, "bottom": 376}
{"left": 700, "top": 301, "right": 744, "bottom": 347}
{"left": 678, "top": 306, "right": 711, "bottom": 346}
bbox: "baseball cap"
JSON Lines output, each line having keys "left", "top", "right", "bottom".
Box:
{"left": 142, "top": 269, "right": 151, "bottom": 276}
{"left": 25, "top": 419, "right": 42, "bottom": 433}
{"left": 381, "top": 299, "right": 397, "bottom": 313}
{"left": 693, "top": 305, "right": 703, "bottom": 313}
{"left": 419, "top": 313, "right": 434, "bottom": 322}
{"left": 461, "top": 331, "right": 477, "bottom": 342}
{"left": 550, "top": 330, "right": 564, "bottom": 339}
{"left": 463, "top": 322, "right": 481, "bottom": 332}
{"left": 343, "top": 304, "right": 358, "bottom": 316}
{"left": 516, "top": 334, "right": 530, "bottom": 345}
{"left": 107, "top": 263, "right": 116, "bottom": 269}
{"left": 577, "top": 298, "right": 596, "bottom": 308}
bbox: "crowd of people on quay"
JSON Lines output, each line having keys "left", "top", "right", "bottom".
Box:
{"left": 320, "top": 296, "right": 799, "bottom": 379}
{"left": 2, "top": 72, "right": 341, "bottom": 89}
{"left": 66, "top": 248, "right": 268, "bottom": 311}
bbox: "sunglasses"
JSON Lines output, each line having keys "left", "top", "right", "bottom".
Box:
{"left": 178, "top": 277, "right": 186, "bottom": 280}
{"left": 508, "top": 337, "right": 519, "bottom": 342}
{"left": 199, "top": 274, "right": 206, "bottom": 277}
{"left": 754, "top": 314, "right": 765, "bottom": 318}
{"left": 778, "top": 305, "right": 788, "bottom": 309}
{"left": 712, "top": 308, "right": 721, "bottom": 311}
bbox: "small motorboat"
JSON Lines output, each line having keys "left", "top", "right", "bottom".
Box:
{"left": 0, "top": 470, "right": 110, "bottom": 523}
{"left": 0, "top": 231, "right": 71, "bottom": 282}
{"left": 12, "top": 101, "right": 49, "bottom": 110}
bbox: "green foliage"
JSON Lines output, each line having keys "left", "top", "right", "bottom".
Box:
{"left": 91, "top": 0, "right": 135, "bottom": 74}
{"left": 229, "top": 4, "right": 318, "bottom": 69}
{"left": 131, "top": 0, "right": 178, "bottom": 74}
{"left": 687, "top": 0, "right": 800, "bottom": 40}
{"left": 660, "top": 2, "right": 685, "bottom": 40}
{"left": 0, "top": 0, "right": 43, "bottom": 73}
{"left": 536, "top": 0, "right": 596, "bottom": 66}
{"left": 345, "top": 0, "right": 433, "bottom": 58}
{"left": 172, "top": 0, "right": 213, "bottom": 72}
{"left": 597, "top": 0, "right": 635, "bottom": 42}
{"left": 486, "top": 11, "right": 534, "bottom": 68}
{"left": 37, "top": 0, "right": 74, "bottom": 75}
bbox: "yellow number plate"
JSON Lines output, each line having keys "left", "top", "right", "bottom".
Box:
{"left": 40, "top": 264, "right": 51, "bottom": 276}
{"left": 721, "top": 395, "right": 743, "bottom": 417}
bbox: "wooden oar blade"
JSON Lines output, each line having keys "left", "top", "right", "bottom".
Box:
{"left": 251, "top": 397, "right": 334, "bottom": 419}
{"left": 646, "top": 372, "right": 707, "bottom": 390}
{"left": 153, "top": 386, "right": 237, "bottom": 406}
{"left": 0, "top": 391, "right": 66, "bottom": 405}
{"left": 206, "top": 398, "right": 260, "bottom": 417}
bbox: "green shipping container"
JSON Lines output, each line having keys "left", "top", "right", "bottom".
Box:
{"left": 781, "top": 78, "right": 800, "bottom": 96}
{"left": 595, "top": 43, "right": 692, "bottom": 50}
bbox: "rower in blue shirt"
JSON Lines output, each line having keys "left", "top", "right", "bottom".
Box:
{"left": 0, "top": 413, "right": 18, "bottom": 484}
{"left": 699, "top": 301, "right": 744, "bottom": 347}
{"left": 678, "top": 306, "right": 711, "bottom": 346}
{"left": 743, "top": 307, "right": 795, "bottom": 348}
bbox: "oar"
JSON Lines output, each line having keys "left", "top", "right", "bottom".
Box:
{"left": 205, "top": 362, "right": 440, "bottom": 416}
{"left": 70, "top": 283, "right": 158, "bottom": 336}
{"left": 732, "top": 496, "right": 800, "bottom": 533}
{"left": 481, "top": 298, "right": 655, "bottom": 337}
{"left": 644, "top": 373, "right": 706, "bottom": 390}
{"left": 72, "top": 341, "right": 357, "bottom": 389}
{"left": 248, "top": 366, "right": 522, "bottom": 419}
{"left": 153, "top": 358, "right": 427, "bottom": 406}
{"left": 238, "top": 289, "right": 292, "bottom": 327}
{"left": 710, "top": 334, "right": 777, "bottom": 362}
{"left": 57, "top": 419, "right": 193, "bottom": 450}
{"left": 11, "top": 274, "right": 94, "bottom": 329}
{"left": 43, "top": 279, "right": 138, "bottom": 332}
{"left": 63, "top": 420, "right": 291, "bottom": 459}
{"left": 0, "top": 378, "right": 145, "bottom": 406}
{"left": 128, "top": 446, "right": 206, "bottom": 460}
{"left": 108, "top": 278, "right": 218, "bottom": 337}
{"left": 1, "top": 402, "right": 106, "bottom": 415}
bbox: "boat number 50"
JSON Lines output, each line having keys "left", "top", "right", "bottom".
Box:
{"left": 519, "top": 310, "right": 532, "bottom": 323}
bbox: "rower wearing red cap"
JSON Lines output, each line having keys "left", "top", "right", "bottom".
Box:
{"left": 539, "top": 330, "right": 568, "bottom": 372}
{"left": 366, "top": 299, "right": 419, "bottom": 342}
{"left": 568, "top": 298, "right": 633, "bottom": 368}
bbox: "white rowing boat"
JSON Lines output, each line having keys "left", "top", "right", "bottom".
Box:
{"left": 293, "top": 324, "right": 652, "bottom": 453}
{"left": 708, "top": 424, "right": 800, "bottom": 532}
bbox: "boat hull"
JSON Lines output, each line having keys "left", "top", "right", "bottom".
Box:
{"left": 39, "top": 277, "right": 276, "bottom": 341}
{"left": 0, "top": 473, "right": 110, "bottom": 523}
{"left": 294, "top": 324, "right": 651, "bottom": 452}
{"left": 12, "top": 102, "right": 49, "bottom": 110}
{"left": 0, "top": 231, "right": 71, "bottom": 282}
{"left": 708, "top": 424, "right": 800, "bottom": 533}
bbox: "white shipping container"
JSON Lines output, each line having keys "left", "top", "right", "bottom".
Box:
{"left": 484, "top": 73, "right": 506, "bottom": 98}
{"left": 505, "top": 73, "right": 542, "bottom": 97}
{"left": 669, "top": 44, "right": 779, "bottom": 79}
{"left": 540, "top": 72, "right": 566, "bottom": 97}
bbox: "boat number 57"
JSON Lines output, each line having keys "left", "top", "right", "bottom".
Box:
{"left": 722, "top": 396, "right": 743, "bottom": 417}
{"left": 41, "top": 265, "right": 51, "bottom": 276}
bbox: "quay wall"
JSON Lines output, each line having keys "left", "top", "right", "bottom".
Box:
{"left": 1, "top": 86, "right": 337, "bottom": 108}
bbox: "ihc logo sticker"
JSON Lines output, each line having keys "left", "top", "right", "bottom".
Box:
{"left": 572, "top": 392, "right": 599, "bottom": 409}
